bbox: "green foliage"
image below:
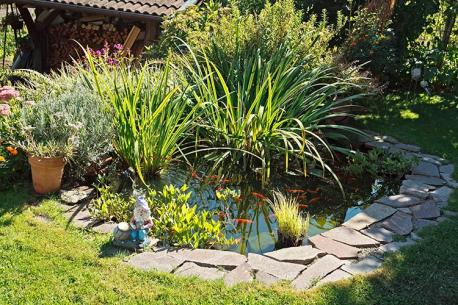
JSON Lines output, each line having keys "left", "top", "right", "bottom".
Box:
{"left": 269, "top": 191, "right": 309, "bottom": 243}
{"left": 344, "top": 148, "right": 418, "bottom": 178}
{"left": 84, "top": 52, "right": 200, "bottom": 182}
{"left": 147, "top": 184, "right": 231, "bottom": 249}
{"left": 90, "top": 185, "right": 135, "bottom": 222}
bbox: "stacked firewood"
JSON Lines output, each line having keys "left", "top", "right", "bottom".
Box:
{"left": 47, "top": 21, "right": 129, "bottom": 69}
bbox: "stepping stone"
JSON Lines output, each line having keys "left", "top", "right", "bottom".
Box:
{"left": 91, "top": 222, "right": 117, "bottom": 234}
{"left": 412, "top": 161, "right": 440, "bottom": 177}
{"left": 60, "top": 186, "right": 95, "bottom": 205}
{"left": 247, "top": 253, "right": 305, "bottom": 281}
{"left": 414, "top": 218, "right": 438, "bottom": 230}
{"left": 342, "top": 203, "right": 397, "bottom": 230}
{"left": 365, "top": 141, "right": 391, "bottom": 150}
{"left": 308, "top": 235, "right": 359, "bottom": 259}
{"left": 410, "top": 201, "right": 440, "bottom": 219}
{"left": 64, "top": 209, "right": 94, "bottom": 228}
{"left": 417, "top": 155, "right": 442, "bottom": 166}
{"left": 381, "top": 211, "right": 413, "bottom": 235}
{"left": 399, "top": 185, "right": 429, "bottom": 199}
{"left": 361, "top": 225, "right": 394, "bottom": 243}
{"left": 317, "top": 269, "right": 352, "bottom": 286}
{"left": 398, "top": 207, "right": 412, "bottom": 214}
{"left": 394, "top": 143, "right": 420, "bottom": 152}
{"left": 168, "top": 249, "right": 247, "bottom": 269}
{"left": 373, "top": 135, "right": 399, "bottom": 144}
{"left": 321, "top": 227, "right": 379, "bottom": 248}
{"left": 292, "top": 255, "right": 345, "bottom": 290}
{"left": 377, "top": 239, "right": 416, "bottom": 254}
{"left": 174, "top": 262, "right": 226, "bottom": 280}
{"left": 255, "top": 270, "right": 281, "bottom": 285}
{"left": 440, "top": 164, "right": 454, "bottom": 176}
{"left": 419, "top": 153, "right": 448, "bottom": 165}
{"left": 341, "top": 256, "right": 382, "bottom": 275}
{"left": 224, "top": 262, "right": 253, "bottom": 287}
{"left": 264, "top": 246, "right": 324, "bottom": 265}
{"left": 405, "top": 175, "right": 446, "bottom": 186}
{"left": 430, "top": 186, "right": 453, "bottom": 202}
{"left": 402, "top": 179, "right": 435, "bottom": 190}
{"left": 376, "top": 194, "right": 421, "bottom": 208}
{"left": 127, "top": 252, "right": 184, "bottom": 273}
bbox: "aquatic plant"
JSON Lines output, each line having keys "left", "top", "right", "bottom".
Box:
{"left": 269, "top": 191, "right": 310, "bottom": 247}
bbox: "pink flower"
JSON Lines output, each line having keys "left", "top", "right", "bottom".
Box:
{"left": 0, "top": 86, "right": 20, "bottom": 102}
{"left": 0, "top": 104, "right": 11, "bottom": 116}
{"left": 114, "top": 43, "right": 123, "bottom": 51}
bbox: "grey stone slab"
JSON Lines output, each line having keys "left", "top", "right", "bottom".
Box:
{"left": 308, "top": 235, "right": 360, "bottom": 259}
{"left": 440, "top": 164, "right": 454, "bottom": 176}
{"left": 317, "top": 269, "right": 352, "bottom": 286}
{"left": 255, "top": 270, "right": 281, "bottom": 285}
{"left": 410, "top": 201, "right": 440, "bottom": 219}
{"left": 361, "top": 225, "right": 394, "bottom": 243}
{"left": 414, "top": 219, "right": 438, "bottom": 230}
{"left": 167, "top": 249, "right": 247, "bottom": 269}
{"left": 321, "top": 227, "right": 379, "bottom": 248}
{"left": 127, "top": 252, "right": 184, "bottom": 273}
{"left": 292, "top": 255, "right": 345, "bottom": 290}
{"left": 405, "top": 175, "right": 446, "bottom": 186}
{"left": 381, "top": 212, "right": 413, "bottom": 235}
{"left": 247, "top": 253, "right": 305, "bottom": 281}
{"left": 412, "top": 161, "right": 440, "bottom": 177}
{"left": 64, "top": 209, "right": 94, "bottom": 229}
{"left": 376, "top": 194, "right": 422, "bottom": 208}
{"left": 402, "top": 179, "right": 435, "bottom": 190}
{"left": 443, "top": 210, "right": 458, "bottom": 217}
{"left": 398, "top": 207, "right": 412, "bottom": 214}
{"left": 341, "top": 256, "right": 382, "bottom": 275}
{"left": 417, "top": 155, "right": 442, "bottom": 166}
{"left": 373, "top": 135, "right": 399, "bottom": 144}
{"left": 399, "top": 184, "right": 429, "bottom": 199}
{"left": 419, "top": 153, "right": 448, "bottom": 165}
{"left": 264, "top": 246, "right": 324, "bottom": 265}
{"left": 342, "top": 203, "right": 397, "bottom": 230}
{"left": 60, "top": 186, "right": 95, "bottom": 205}
{"left": 224, "top": 262, "right": 253, "bottom": 287}
{"left": 394, "top": 143, "right": 420, "bottom": 152}
{"left": 430, "top": 186, "right": 453, "bottom": 202}
{"left": 376, "top": 194, "right": 421, "bottom": 208}
{"left": 410, "top": 232, "right": 422, "bottom": 241}
{"left": 365, "top": 141, "right": 391, "bottom": 150}
{"left": 174, "top": 262, "right": 226, "bottom": 280}
{"left": 377, "top": 239, "right": 416, "bottom": 254}
{"left": 91, "top": 222, "right": 117, "bottom": 234}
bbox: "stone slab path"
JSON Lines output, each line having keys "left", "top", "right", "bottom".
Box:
{"left": 58, "top": 132, "right": 457, "bottom": 291}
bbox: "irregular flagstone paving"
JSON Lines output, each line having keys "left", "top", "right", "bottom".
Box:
{"left": 59, "top": 132, "right": 457, "bottom": 291}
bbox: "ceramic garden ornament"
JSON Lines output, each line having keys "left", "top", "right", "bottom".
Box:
{"left": 112, "top": 196, "right": 153, "bottom": 251}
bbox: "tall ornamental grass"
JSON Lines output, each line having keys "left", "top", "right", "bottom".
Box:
{"left": 84, "top": 53, "right": 200, "bottom": 181}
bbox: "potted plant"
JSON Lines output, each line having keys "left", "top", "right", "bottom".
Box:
{"left": 269, "top": 191, "right": 310, "bottom": 248}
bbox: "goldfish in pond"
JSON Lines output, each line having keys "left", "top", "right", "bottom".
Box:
{"left": 251, "top": 192, "right": 268, "bottom": 200}
{"left": 306, "top": 188, "right": 321, "bottom": 194}
{"left": 222, "top": 179, "right": 233, "bottom": 184}
{"left": 256, "top": 201, "right": 265, "bottom": 207}
{"left": 286, "top": 189, "right": 305, "bottom": 194}
{"left": 209, "top": 175, "right": 219, "bottom": 180}
{"left": 308, "top": 197, "right": 320, "bottom": 205}
{"left": 297, "top": 194, "right": 307, "bottom": 200}
{"left": 234, "top": 196, "right": 243, "bottom": 203}
{"left": 234, "top": 218, "right": 253, "bottom": 224}
{"left": 298, "top": 204, "right": 309, "bottom": 209}
{"left": 191, "top": 171, "right": 201, "bottom": 179}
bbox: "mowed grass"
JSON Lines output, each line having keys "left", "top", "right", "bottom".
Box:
{"left": 0, "top": 93, "right": 458, "bottom": 304}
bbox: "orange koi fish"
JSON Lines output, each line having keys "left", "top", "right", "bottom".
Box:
{"left": 298, "top": 204, "right": 309, "bottom": 209}
{"left": 306, "top": 188, "right": 321, "bottom": 194}
{"left": 256, "top": 201, "right": 265, "bottom": 207}
{"left": 234, "top": 196, "right": 243, "bottom": 204}
{"left": 234, "top": 218, "right": 253, "bottom": 224}
{"left": 308, "top": 197, "right": 320, "bottom": 205}
{"left": 286, "top": 189, "right": 306, "bottom": 194}
{"left": 251, "top": 192, "right": 268, "bottom": 200}
{"left": 297, "top": 194, "right": 307, "bottom": 200}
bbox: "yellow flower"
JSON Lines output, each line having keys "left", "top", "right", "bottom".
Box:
{"left": 0, "top": 156, "right": 5, "bottom": 162}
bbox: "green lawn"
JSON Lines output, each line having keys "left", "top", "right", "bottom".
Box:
{"left": 1, "top": 93, "right": 458, "bottom": 304}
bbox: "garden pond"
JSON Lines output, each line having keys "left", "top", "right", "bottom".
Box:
{"left": 137, "top": 165, "right": 401, "bottom": 255}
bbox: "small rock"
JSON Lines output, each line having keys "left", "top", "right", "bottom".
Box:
{"left": 361, "top": 225, "right": 395, "bottom": 243}
{"left": 255, "top": 270, "right": 281, "bottom": 285}
{"left": 247, "top": 253, "right": 305, "bottom": 281}
{"left": 60, "top": 186, "right": 95, "bottom": 205}
{"left": 405, "top": 175, "right": 446, "bottom": 186}
{"left": 127, "top": 251, "right": 184, "bottom": 273}
{"left": 91, "top": 222, "right": 117, "bottom": 234}
{"left": 410, "top": 232, "right": 422, "bottom": 241}
{"left": 381, "top": 211, "right": 413, "bottom": 235}
{"left": 264, "top": 246, "right": 324, "bottom": 265}
{"left": 292, "top": 255, "right": 345, "bottom": 290}
{"left": 378, "top": 239, "right": 416, "bottom": 254}
{"left": 412, "top": 161, "right": 440, "bottom": 177}
{"left": 341, "top": 256, "right": 382, "bottom": 275}
{"left": 321, "top": 227, "right": 379, "bottom": 248}
{"left": 394, "top": 143, "right": 420, "bottom": 152}
{"left": 317, "top": 269, "right": 352, "bottom": 286}
{"left": 410, "top": 201, "right": 440, "bottom": 219}
{"left": 174, "top": 262, "right": 226, "bottom": 280}
{"left": 440, "top": 164, "right": 454, "bottom": 176}
{"left": 376, "top": 194, "right": 421, "bottom": 208}
{"left": 224, "top": 262, "right": 253, "bottom": 287}
{"left": 308, "top": 235, "right": 360, "bottom": 259}
{"left": 430, "top": 186, "right": 453, "bottom": 202}
{"left": 413, "top": 218, "right": 438, "bottom": 230}
{"left": 342, "top": 203, "right": 397, "bottom": 230}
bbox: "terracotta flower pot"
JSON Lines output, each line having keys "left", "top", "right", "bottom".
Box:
{"left": 28, "top": 156, "right": 66, "bottom": 194}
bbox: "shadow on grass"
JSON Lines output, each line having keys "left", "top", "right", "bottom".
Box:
{"left": 98, "top": 239, "right": 132, "bottom": 258}
{"left": 0, "top": 183, "right": 37, "bottom": 217}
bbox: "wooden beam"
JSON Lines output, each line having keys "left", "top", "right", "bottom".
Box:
{"left": 36, "top": 9, "right": 61, "bottom": 31}
{"left": 17, "top": 5, "right": 39, "bottom": 42}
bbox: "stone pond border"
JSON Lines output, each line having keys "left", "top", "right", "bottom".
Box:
{"left": 55, "top": 130, "right": 458, "bottom": 290}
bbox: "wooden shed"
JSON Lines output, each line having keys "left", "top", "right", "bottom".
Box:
{"left": 0, "top": 0, "right": 198, "bottom": 71}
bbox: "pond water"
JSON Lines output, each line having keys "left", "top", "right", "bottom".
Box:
{"left": 144, "top": 166, "right": 400, "bottom": 255}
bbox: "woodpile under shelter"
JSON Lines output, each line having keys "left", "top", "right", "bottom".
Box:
{"left": 0, "top": 0, "right": 198, "bottom": 71}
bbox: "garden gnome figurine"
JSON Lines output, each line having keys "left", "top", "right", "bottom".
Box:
{"left": 112, "top": 196, "right": 153, "bottom": 251}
